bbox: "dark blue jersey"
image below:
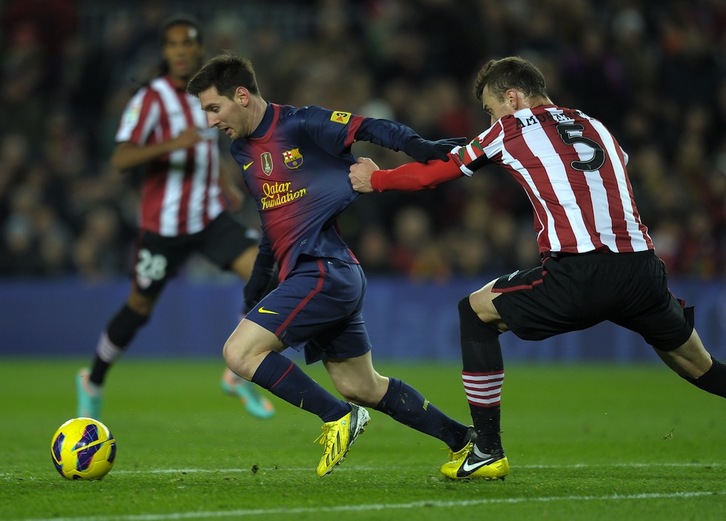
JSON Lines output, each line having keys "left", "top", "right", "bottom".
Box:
{"left": 231, "top": 103, "right": 416, "bottom": 280}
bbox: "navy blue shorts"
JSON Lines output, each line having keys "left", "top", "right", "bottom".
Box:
{"left": 492, "top": 250, "right": 693, "bottom": 351}
{"left": 245, "top": 256, "right": 372, "bottom": 364}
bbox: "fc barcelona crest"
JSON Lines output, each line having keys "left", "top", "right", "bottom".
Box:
{"left": 283, "top": 148, "right": 304, "bottom": 170}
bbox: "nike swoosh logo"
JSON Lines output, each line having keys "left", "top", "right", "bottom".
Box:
{"left": 243, "top": 161, "right": 254, "bottom": 170}
{"left": 461, "top": 456, "right": 496, "bottom": 473}
{"left": 257, "top": 307, "right": 279, "bottom": 315}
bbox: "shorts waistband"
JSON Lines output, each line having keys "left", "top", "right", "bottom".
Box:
{"left": 541, "top": 250, "right": 654, "bottom": 262}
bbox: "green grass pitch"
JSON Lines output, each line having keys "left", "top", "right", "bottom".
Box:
{"left": 2, "top": 358, "right": 725, "bottom": 520}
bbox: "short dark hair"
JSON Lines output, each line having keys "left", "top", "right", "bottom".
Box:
{"left": 187, "top": 53, "right": 260, "bottom": 99}
{"left": 160, "top": 13, "right": 203, "bottom": 45}
{"left": 474, "top": 56, "right": 547, "bottom": 101}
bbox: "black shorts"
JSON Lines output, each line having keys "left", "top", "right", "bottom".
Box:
{"left": 132, "top": 212, "right": 259, "bottom": 297}
{"left": 492, "top": 250, "right": 693, "bottom": 351}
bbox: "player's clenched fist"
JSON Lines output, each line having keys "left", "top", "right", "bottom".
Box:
{"left": 349, "top": 157, "right": 379, "bottom": 193}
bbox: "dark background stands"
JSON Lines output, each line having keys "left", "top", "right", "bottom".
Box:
{"left": 1, "top": 0, "right": 725, "bottom": 281}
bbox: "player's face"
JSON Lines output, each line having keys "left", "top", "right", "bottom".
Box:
{"left": 162, "top": 25, "right": 205, "bottom": 83}
{"left": 198, "top": 86, "right": 250, "bottom": 140}
{"left": 481, "top": 85, "right": 517, "bottom": 126}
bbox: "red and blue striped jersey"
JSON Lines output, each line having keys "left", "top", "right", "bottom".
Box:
{"left": 231, "top": 103, "right": 416, "bottom": 280}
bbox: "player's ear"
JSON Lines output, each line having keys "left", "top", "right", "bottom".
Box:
{"left": 236, "top": 87, "right": 250, "bottom": 106}
{"left": 505, "top": 88, "right": 518, "bottom": 108}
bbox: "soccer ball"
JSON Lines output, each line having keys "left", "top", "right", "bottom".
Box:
{"left": 51, "top": 417, "right": 117, "bottom": 480}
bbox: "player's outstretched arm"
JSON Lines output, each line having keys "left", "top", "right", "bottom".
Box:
{"left": 351, "top": 156, "right": 464, "bottom": 193}
{"left": 402, "top": 136, "right": 468, "bottom": 163}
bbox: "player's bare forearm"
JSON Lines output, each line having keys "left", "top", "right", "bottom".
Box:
{"left": 349, "top": 157, "right": 378, "bottom": 193}
{"left": 220, "top": 161, "right": 244, "bottom": 210}
{"left": 111, "top": 128, "right": 203, "bottom": 171}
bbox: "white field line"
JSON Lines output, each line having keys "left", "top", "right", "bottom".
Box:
{"left": 104, "top": 461, "right": 726, "bottom": 475}
{"left": 8, "top": 491, "right": 725, "bottom": 521}
{"left": 2, "top": 461, "right": 724, "bottom": 480}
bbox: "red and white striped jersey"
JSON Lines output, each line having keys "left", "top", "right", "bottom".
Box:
{"left": 115, "top": 75, "right": 223, "bottom": 236}
{"left": 452, "top": 105, "right": 653, "bottom": 254}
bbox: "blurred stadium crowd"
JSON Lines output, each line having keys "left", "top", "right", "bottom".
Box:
{"left": 1, "top": 0, "right": 726, "bottom": 281}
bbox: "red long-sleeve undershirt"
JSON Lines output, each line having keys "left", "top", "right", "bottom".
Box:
{"left": 370, "top": 156, "right": 464, "bottom": 192}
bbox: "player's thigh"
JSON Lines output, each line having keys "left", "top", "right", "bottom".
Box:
{"left": 490, "top": 262, "right": 601, "bottom": 340}
{"left": 225, "top": 318, "right": 284, "bottom": 358}
{"left": 199, "top": 212, "right": 260, "bottom": 272}
{"left": 613, "top": 254, "right": 692, "bottom": 351}
{"left": 132, "top": 231, "right": 193, "bottom": 298}
{"left": 246, "top": 258, "right": 366, "bottom": 349}
{"left": 229, "top": 245, "right": 259, "bottom": 280}
{"left": 469, "top": 278, "right": 506, "bottom": 328}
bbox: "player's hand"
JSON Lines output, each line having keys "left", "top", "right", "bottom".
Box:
{"left": 224, "top": 188, "right": 244, "bottom": 212}
{"left": 173, "top": 127, "right": 204, "bottom": 149}
{"left": 349, "top": 157, "right": 379, "bottom": 193}
{"left": 403, "top": 136, "right": 468, "bottom": 163}
{"left": 243, "top": 253, "right": 276, "bottom": 314}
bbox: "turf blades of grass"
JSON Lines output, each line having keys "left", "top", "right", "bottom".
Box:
{"left": 2, "top": 359, "right": 724, "bottom": 521}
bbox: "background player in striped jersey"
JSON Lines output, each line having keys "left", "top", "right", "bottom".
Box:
{"left": 187, "top": 53, "right": 474, "bottom": 477}
{"left": 76, "top": 14, "right": 275, "bottom": 421}
{"left": 350, "top": 56, "right": 726, "bottom": 480}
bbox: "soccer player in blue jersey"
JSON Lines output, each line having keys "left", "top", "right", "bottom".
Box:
{"left": 187, "top": 53, "right": 473, "bottom": 476}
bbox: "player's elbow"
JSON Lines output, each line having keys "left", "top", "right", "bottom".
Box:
{"left": 110, "top": 156, "right": 126, "bottom": 171}
{"left": 110, "top": 143, "right": 138, "bottom": 171}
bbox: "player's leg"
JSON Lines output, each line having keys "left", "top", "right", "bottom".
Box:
{"left": 653, "top": 305, "right": 726, "bottom": 398}
{"left": 200, "top": 212, "right": 277, "bottom": 418}
{"left": 439, "top": 281, "right": 510, "bottom": 480}
{"left": 76, "top": 290, "right": 156, "bottom": 419}
{"left": 224, "top": 243, "right": 277, "bottom": 420}
{"left": 77, "top": 232, "right": 183, "bottom": 419}
{"left": 221, "top": 241, "right": 276, "bottom": 419}
{"left": 230, "top": 258, "right": 382, "bottom": 476}
{"left": 224, "top": 317, "right": 349, "bottom": 420}
{"left": 656, "top": 329, "right": 726, "bottom": 397}
{"left": 228, "top": 243, "right": 258, "bottom": 280}
{"left": 324, "top": 351, "right": 474, "bottom": 458}
{"left": 441, "top": 262, "right": 562, "bottom": 480}
{"left": 224, "top": 317, "right": 360, "bottom": 475}
{"left": 616, "top": 254, "right": 726, "bottom": 399}
{"left": 316, "top": 257, "right": 473, "bottom": 472}
{"left": 655, "top": 328, "right": 713, "bottom": 377}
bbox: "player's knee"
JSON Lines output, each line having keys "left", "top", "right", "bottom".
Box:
{"left": 127, "top": 292, "right": 157, "bottom": 316}
{"left": 458, "top": 296, "right": 478, "bottom": 322}
{"left": 458, "top": 296, "right": 500, "bottom": 340}
{"left": 106, "top": 304, "right": 149, "bottom": 347}
{"left": 222, "top": 336, "right": 257, "bottom": 379}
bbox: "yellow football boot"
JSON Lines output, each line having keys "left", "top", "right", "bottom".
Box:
{"left": 315, "top": 403, "right": 370, "bottom": 476}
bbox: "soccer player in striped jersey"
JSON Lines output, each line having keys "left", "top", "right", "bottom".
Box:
{"left": 349, "top": 56, "right": 726, "bottom": 480}
{"left": 76, "top": 15, "right": 276, "bottom": 421}
{"left": 187, "top": 53, "right": 474, "bottom": 477}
